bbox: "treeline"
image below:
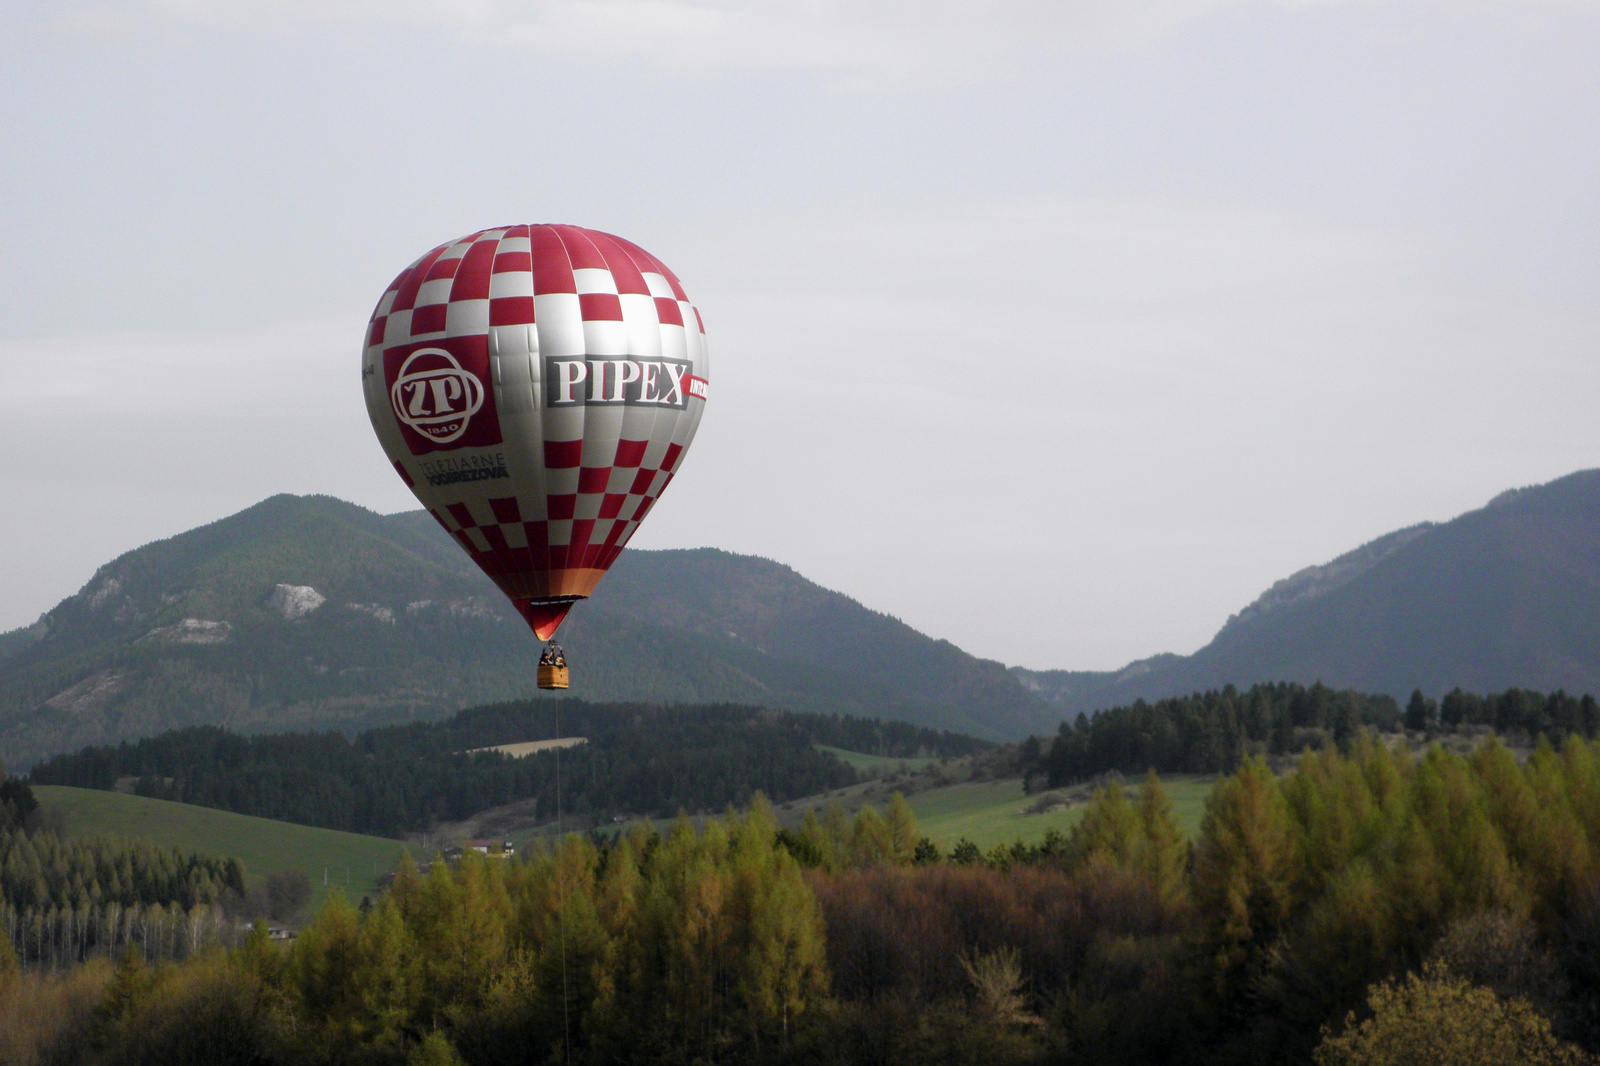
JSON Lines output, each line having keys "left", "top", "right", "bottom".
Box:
{"left": 28, "top": 700, "right": 988, "bottom": 837}
{"left": 1037, "top": 681, "right": 1600, "bottom": 784}
{"left": 8, "top": 733, "right": 1600, "bottom": 1064}
{"left": 1, "top": 898, "right": 239, "bottom": 974}
{"left": 0, "top": 827, "right": 244, "bottom": 913}
{"left": 0, "top": 776, "right": 252, "bottom": 973}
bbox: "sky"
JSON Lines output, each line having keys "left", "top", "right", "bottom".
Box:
{"left": 3, "top": 0, "right": 1597, "bottom": 671}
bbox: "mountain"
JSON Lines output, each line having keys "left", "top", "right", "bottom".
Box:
{"left": 0, "top": 495, "right": 1048, "bottom": 767}
{"left": 9, "top": 468, "right": 1599, "bottom": 767}
{"left": 1014, "top": 469, "right": 1600, "bottom": 716}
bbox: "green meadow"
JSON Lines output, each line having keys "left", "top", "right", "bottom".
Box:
{"left": 34, "top": 785, "right": 417, "bottom": 910}
{"left": 31, "top": 767, "right": 1220, "bottom": 907}
{"left": 817, "top": 744, "right": 940, "bottom": 774}
{"left": 904, "top": 774, "right": 1215, "bottom": 851}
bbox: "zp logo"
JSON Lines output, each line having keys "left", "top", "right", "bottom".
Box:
{"left": 390, "top": 348, "right": 485, "bottom": 444}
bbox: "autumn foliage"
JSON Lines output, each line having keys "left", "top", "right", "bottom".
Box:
{"left": 6, "top": 731, "right": 1600, "bottom": 1063}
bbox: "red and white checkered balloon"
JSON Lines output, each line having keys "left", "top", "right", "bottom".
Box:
{"left": 362, "top": 225, "right": 709, "bottom": 641}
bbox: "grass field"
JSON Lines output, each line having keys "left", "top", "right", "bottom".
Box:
{"left": 465, "top": 737, "right": 588, "bottom": 758}
{"left": 817, "top": 745, "right": 940, "bottom": 774}
{"left": 33, "top": 766, "right": 1223, "bottom": 909}
{"left": 903, "top": 774, "right": 1216, "bottom": 851}
{"left": 35, "top": 786, "right": 417, "bottom": 910}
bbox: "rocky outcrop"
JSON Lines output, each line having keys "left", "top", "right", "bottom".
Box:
{"left": 1215, "top": 523, "right": 1435, "bottom": 637}
{"left": 45, "top": 670, "right": 134, "bottom": 716}
{"left": 345, "top": 603, "right": 396, "bottom": 624}
{"left": 405, "top": 598, "right": 500, "bottom": 621}
{"left": 144, "top": 619, "right": 232, "bottom": 644}
{"left": 267, "top": 584, "right": 325, "bottom": 621}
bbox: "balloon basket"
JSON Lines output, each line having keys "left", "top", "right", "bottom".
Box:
{"left": 538, "top": 662, "right": 570, "bottom": 690}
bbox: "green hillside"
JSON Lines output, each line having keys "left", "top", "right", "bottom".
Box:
{"left": 904, "top": 774, "right": 1213, "bottom": 851}
{"left": 0, "top": 494, "right": 1048, "bottom": 768}
{"left": 35, "top": 785, "right": 415, "bottom": 908}
{"left": 592, "top": 548, "right": 1051, "bottom": 738}
{"left": 817, "top": 744, "right": 938, "bottom": 773}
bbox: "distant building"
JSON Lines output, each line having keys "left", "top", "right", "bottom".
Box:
{"left": 445, "top": 839, "right": 516, "bottom": 860}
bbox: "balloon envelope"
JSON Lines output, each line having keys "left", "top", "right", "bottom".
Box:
{"left": 362, "top": 224, "right": 709, "bottom": 640}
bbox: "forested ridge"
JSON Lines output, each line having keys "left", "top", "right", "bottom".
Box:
{"left": 6, "top": 731, "right": 1600, "bottom": 1064}
{"left": 27, "top": 700, "right": 989, "bottom": 836}
{"left": 1035, "top": 680, "right": 1600, "bottom": 783}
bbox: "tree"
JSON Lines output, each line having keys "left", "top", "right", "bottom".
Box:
{"left": 264, "top": 870, "right": 313, "bottom": 922}
{"left": 1406, "top": 690, "right": 1435, "bottom": 733}
{"left": 1134, "top": 772, "right": 1188, "bottom": 906}
{"left": 1190, "top": 756, "right": 1297, "bottom": 1002}
{"left": 1313, "top": 960, "right": 1589, "bottom": 1066}
{"left": 1070, "top": 782, "right": 1138, "bottom": 867}
{"left": 884, "top": 793, "right": 919, "bottom": 864}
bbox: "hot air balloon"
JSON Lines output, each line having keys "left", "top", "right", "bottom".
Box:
{"left": 362, "top": 225, "right": 709, "bottom": 688}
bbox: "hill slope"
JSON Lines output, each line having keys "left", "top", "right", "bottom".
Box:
{"left": 0, "top": 496, "right": 1048, "bottom": 766}
{"left": 35, "top": 785, "right": 415, "bottom": 908}
{"left": 1015, "top": 469, "right": 1600, "bottom": 714}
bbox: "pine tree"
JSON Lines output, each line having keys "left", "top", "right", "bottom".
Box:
{"left": 352, "top": 894, "right": 420, "bottom": 1052}
{"left": 1191, "top": 756, "right": 1297, "bottom": 994}
{"left": 1134, "top": 772, "right": 1188, "bottom": 906}
{"left": 1070, "top": 781, "right": 1138, "bottom": 867}
{"left": 849, "top": 807, "right": 895, "bottom": 867}
{"left": 884, "top": 793, "right": 919, "bottom": 864}
{"left": 289, "top": 892, "right": 366, "bottom": 1056}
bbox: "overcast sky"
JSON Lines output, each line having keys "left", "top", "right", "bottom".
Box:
{"left": 4, "top": 0, "right": 1597, "bottom": 670}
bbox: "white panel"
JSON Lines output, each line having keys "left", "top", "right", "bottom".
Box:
{"left": 489, "top": 270, "right": 534, "bottom": 299}
{"left": 573, "top": 267, "right": 619, "bottom": 295}
{"left": 446, "top": 299, "right": 489, "bottom": 337}
{"left": 534, "top": 293, "right": 585, "bottom": 357}
{"left": 417, "top": 277, "right": 454, "bottom": 306}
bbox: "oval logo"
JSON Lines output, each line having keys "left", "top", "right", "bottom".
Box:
{"left": 389, "top": 348, "right": 486, "bottom": 444}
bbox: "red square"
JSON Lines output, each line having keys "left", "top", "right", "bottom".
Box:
{"left": 493, "top": 251, "right": 532, "bottom": 274}
{"left": 489, "top": 296, "right": 535, "bottom": 326}
{"left": 547, "top": 494, "right": 576, "bottom": 520}
{"left": 450, "top": 239, "right": 496, "bottom": 302}
{"left": 579, "top": 293, "right": 624, "bottom": 322}
{"left": 391, "top": 246, "right": 446, "bottom": 311}
{"left": 614, "top": 439, "right": 647, "bottom": 467}
{"left": 424, "top": 256, "right": 461, "bottom": 282}
{"left": 595, "top": 235, "right": 650, "bottom": 294}
{"left": 411, "top": 304, "right": 447, "bottom": 334}
{"left": 654, "top": 297, "right": 683, "bottom": 327}
{"left": 545, "top": 440, "right": 583, "bottom": 468}
{"left": 531, "top": 227, "right": 576, "bottom": 294}
{"left": 490, "top": 496, "right": 522, "bottom": 524}
{"left": 578, "top": 466, "right": 611, "bottom": 493}
{"left": 557, "top": 226, "right": 609, "bottom": 271}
